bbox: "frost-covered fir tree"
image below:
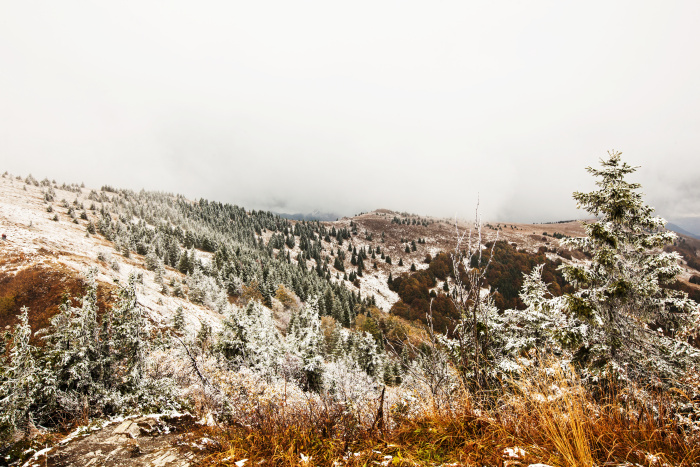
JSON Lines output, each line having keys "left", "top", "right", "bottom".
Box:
{"left": 107, "top": 276, "right": 147, "bottom": 396}
{"left": 351, "top": 331, "right": 384, "bottom": 378}
{"left": 145, "top": 246, "right": 160, "bottom": 271}
{"left": 42, "top": 271, "right": 103, "bottom": 415}
{"left": 186, "top": 266, "right": 230, "bottom": 313}
{"left": 557, "top": 151, "right": 699, "bottom": 385}
{"left": 173, "top": 306, "right": 185, "bottom": 332}
{"left": 40, "top": 272, "right": 150, "bottom": 417}
{"left": 0, "top": 271, "right": 157, "bottom": 439}
{"left": 216, "top": 301, "right": 283, "bottom": 376}
{"left": 0, "top": 308, "right": 39, "bottom": 439}
{"left": 497, "top": 265, "right": 580, "bottom": 372}
{"left": 286, "top": 298, "right": 324, "bottom": 391}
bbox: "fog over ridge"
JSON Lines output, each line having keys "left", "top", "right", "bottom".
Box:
{"left": 1, "top": 1, "right": 699, "bottom": 231}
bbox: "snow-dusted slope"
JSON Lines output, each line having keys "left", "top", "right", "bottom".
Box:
{"left": 0, "top": 174, "right": 222, "bottom": 333}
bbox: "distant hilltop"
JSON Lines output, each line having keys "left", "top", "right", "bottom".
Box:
{"left": 667, "top": 222, "right": 700, "bottom": 240}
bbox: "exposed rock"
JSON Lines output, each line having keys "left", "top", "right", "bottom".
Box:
{"left": 21, "top": 414, "right": 206, "bottom": 467}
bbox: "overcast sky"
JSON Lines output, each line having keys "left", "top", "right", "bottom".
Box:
{"left": 1, "top": 1, "right": 699, "bottom": 229}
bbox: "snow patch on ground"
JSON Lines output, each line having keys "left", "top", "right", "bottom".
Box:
{"left": 356, "top": 271, "right": 399, "bottom": 311}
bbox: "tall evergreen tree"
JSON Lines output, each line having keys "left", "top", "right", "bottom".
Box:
{"left": 217, "top": 301, "right": 283, "bottom": 375}
{"left": 555, "top": 152, "right": 699, "bottom": 384}
{"left": 287, "top": 298, "right": 324, "bottom": 391}
{"left": 173, "top": 306, "right": 185, "bottom": 331}
{"left": 0, "top": 308, "right": 39, "bottom": 437}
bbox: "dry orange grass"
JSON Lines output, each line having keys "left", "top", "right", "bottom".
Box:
{"left": 197, "top": 359, "right": 699, "bottom": 466}
{"left": 495, "top": 362, "right": 594, "bottom": 467}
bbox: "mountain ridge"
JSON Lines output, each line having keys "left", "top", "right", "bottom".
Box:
{"left": 667, "top": 222, "right": 700, "bottom": 240}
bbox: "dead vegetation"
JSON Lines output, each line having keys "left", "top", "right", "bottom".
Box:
{"left": 183, "top": 358, "right": 700, "bottom": 466}
{"left": 0, "top": 264, "right": 115, "bottom": 340}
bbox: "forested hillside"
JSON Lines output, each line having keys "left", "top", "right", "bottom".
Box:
{"left": 2, "top": 153, "right": 700, "bottom": 466}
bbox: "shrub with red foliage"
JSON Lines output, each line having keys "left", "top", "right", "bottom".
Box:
{"left": 427, "top": 253, "right": 451, "bottom": 281}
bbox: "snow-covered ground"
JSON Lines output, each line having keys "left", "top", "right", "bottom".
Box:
{"left": 354, "top": 271, "right": 399, "bottom": 312}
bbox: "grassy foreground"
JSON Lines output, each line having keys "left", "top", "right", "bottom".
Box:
{"left": 186, "top": 363, "right": 699, "bottom": 467}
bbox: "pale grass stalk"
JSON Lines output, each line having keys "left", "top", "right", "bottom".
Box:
{"left": 509, "top": 360, "right": 594, "bottom": 467}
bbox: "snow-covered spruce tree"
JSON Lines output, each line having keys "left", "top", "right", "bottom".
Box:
{"left": 2, "top": 271, "right": 160, "bottom": 428}
{"left": 186, "top": 266, "right": 229, "bottom": 313}
{"left": 106, "top": 276, "right": 147, "bottom": 398}
{"left": 173, "top": 306, "right": 185, "bottom": 332}
{"left": 0, "top": 308, "right": 40, "bottom": 439}
{"left": 286, "top": 298, "right": 324, "bottom": 391}
{"left": 216, "top": 300, "right": 283, "bottom": 377}
{"left": 40, "top": 270, "right": 103, "bottom": 418}
{"left": 350, "top": 331, "right": 384, "bottom": 379}
{"left": 497, "top": 265, "right": 580, "bottom": 371}
{"left": 558, "top": 151, "right": 699, "bottom": 386}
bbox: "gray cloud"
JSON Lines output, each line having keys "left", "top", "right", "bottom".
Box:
{"left": 1, "top": 1, "right": 699, "bottom": 228}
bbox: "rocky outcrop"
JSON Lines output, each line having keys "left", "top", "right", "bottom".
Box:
{"left": 21, "top": 414, "right": 211, "bottom": 467}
